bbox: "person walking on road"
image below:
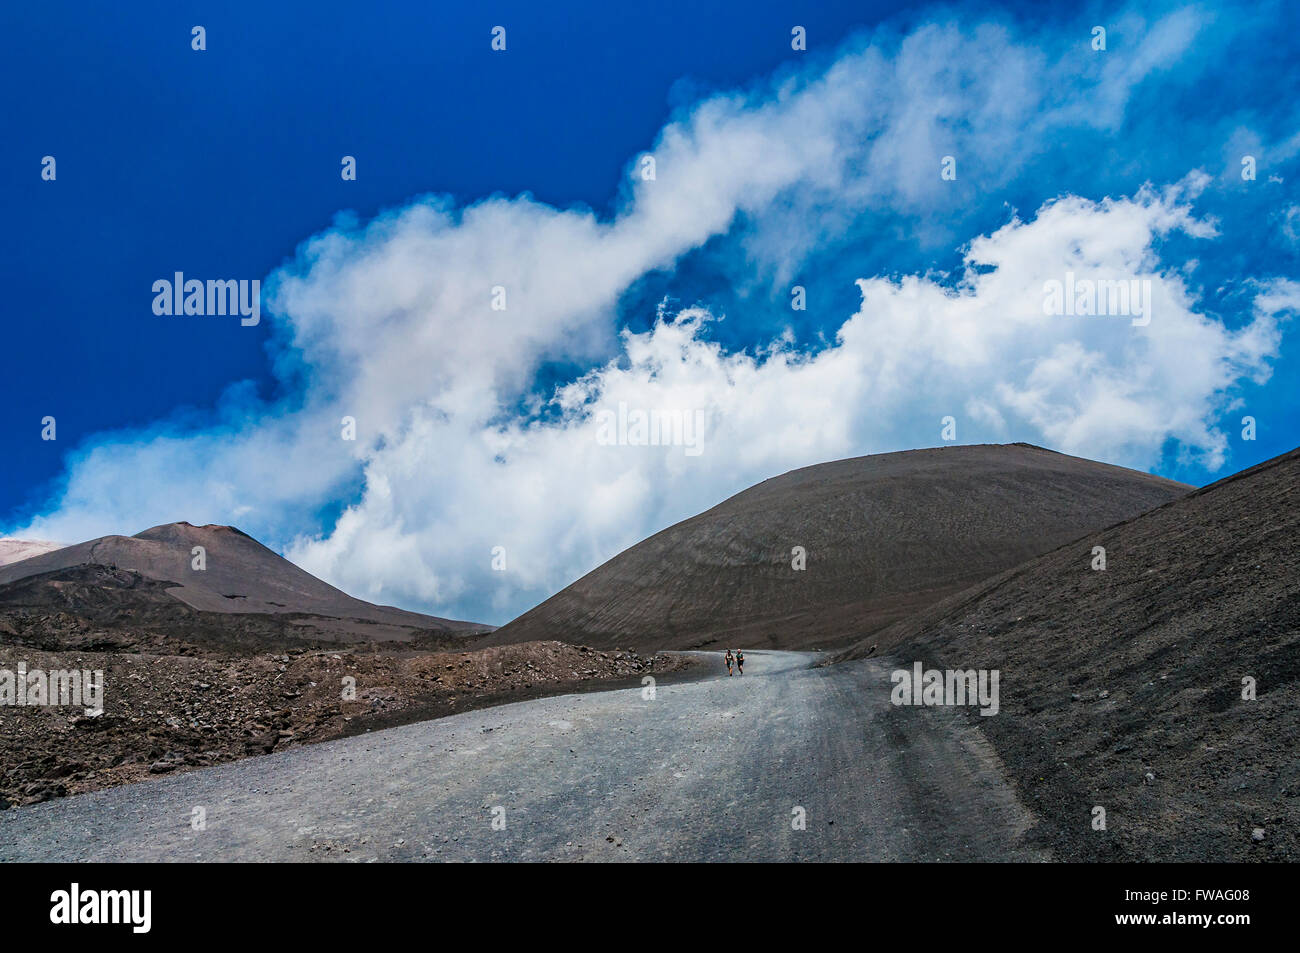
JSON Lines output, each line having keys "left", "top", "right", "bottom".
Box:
{"left": 735, "top": 650, "right": 744, "bottom": 675}
{"left": 724, "top": 649, "right": 734, "bottom": 676}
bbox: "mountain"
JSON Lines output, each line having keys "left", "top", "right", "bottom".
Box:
{"left": 0, "top": 539, "right": 64, "bottom": 568}
{"left": 0, "top": 522, "right": 488, "bottom": 643}
{"left": 837, "top": 447, "right": 1300, "bottom": 861}
{"left": 482, "top": 443, "right": 1191, "bottom": 652}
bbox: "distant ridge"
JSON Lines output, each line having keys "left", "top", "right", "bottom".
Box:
{"left": 0, "top": 522, "right": 489, "bottom": 642}
{"left": 482, "top": 444, "right": 1192, "bottom": 652}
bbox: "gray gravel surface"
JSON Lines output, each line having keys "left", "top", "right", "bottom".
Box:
{"left": 0, "top": 650, "right": 1045, "bottom": 862}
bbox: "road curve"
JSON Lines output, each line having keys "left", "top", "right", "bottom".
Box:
{"left": 0, "top": 651, "right": 1046, "bottom": 861}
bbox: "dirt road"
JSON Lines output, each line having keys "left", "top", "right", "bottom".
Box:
{"left": 0, "top": 651, "right": 1045, "bottom": 861}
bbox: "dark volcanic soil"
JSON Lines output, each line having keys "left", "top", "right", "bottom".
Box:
{"left": 0, "top": 565, "right": 686, "bottom": 809}
{"left": 0, "top": 564, "right": 471, "bottom": 657}
{"left": 482, "top": 443, "right": 1190, "bottom": 654}
{"left": 837, "top": 447, "right": 1300, "bottom": 862}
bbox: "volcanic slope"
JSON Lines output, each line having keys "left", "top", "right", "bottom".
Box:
{"left": 484, "top": 443, "right": 1191, "bottom": 653}
{"left": 0, "top": 522, "right": 488, "bottom": 643}
{"left": 0, "top": 539, "right": 63, "bottom": 567}
{"left": 839, "top": 447, "right": 1300, "bottom": 861}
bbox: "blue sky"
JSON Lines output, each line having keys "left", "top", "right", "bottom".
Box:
{"left": 3, "top": 0, "right": 1297, "bottom": 624}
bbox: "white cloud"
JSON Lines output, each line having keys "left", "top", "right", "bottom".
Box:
{"left": 282, "top": 184, "right": 1283, "bottom": 622}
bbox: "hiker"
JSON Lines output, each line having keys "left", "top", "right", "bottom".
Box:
{"left": 724, "top": 649, "right": 734, "bottom": 676}
{"left": 735, "top": 650, "right": 744, "bottom": 675}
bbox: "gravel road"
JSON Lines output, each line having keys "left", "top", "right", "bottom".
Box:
{"left": 0, "top": 651, "right": 1046, "bottom": 861}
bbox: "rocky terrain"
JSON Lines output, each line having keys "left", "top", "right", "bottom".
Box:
{"left": 6, "top": 445, "right": 1292, "bottom": 865}
{"left": 483, "top": 443, "right": 1190, "bottom": 653}
{"left": 0, "top": 535, "right": 684, "bottom": 809}
{"left": 838, "top": 447, "right": 1300, "bottom": 862}
{"left": 0, "top": 632, "right": 682, "bottom": 809}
